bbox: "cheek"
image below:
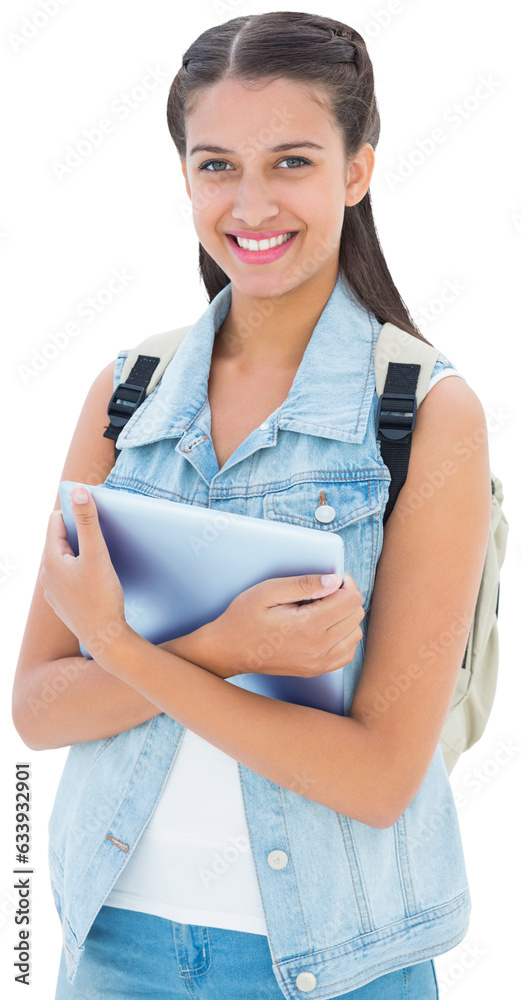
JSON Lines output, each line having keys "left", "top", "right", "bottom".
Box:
{"left": 190, "top": 176, "right": 225, "bottom": 220}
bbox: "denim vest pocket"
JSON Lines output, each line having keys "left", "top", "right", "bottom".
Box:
{"left": 262, "top": 471, "right": 387, "bottom": 607}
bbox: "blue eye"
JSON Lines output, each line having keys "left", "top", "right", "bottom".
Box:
{"left": 197, "top": 155, "right": 311, "bottom": 172}
{"left": 198, "top": 160, "right": 231, "bottom": 172}
{"left": 277, "top": 156, "right": 311, "bottom": 168}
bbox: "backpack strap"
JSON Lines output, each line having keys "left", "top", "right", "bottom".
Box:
{"left": 103, "top": 326, "right": 192, "bottom": 448}
{"left": 374, "top": 323, "right": 440, "bottom": 524}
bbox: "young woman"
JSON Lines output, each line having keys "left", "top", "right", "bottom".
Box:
{"left": 13, "top": 11, "right": 491, "bottom": 1000}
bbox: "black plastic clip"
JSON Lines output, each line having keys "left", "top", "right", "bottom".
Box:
{"left": 103, "top": 381, "right": 147, "bottom": 438}
{"left": 376, "top": 392, "right": 417, "bottom": 442}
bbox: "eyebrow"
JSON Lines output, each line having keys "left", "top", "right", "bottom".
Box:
{"left": 189, "top": 140, "right": 325, "bottom": 156}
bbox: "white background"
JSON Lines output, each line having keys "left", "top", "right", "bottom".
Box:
{"left": 1, "top": 0, "right": 520, "bottom": 997}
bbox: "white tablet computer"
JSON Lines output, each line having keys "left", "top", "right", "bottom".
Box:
{"left": 59, "top": 480, "right": 346, "bottom": 714}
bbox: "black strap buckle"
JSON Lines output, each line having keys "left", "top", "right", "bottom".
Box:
{"left": 376, "top": 392, "right": 417, "bottom": 442}
{"left": 105, "top": 381, "right": 147, "bottom": 430}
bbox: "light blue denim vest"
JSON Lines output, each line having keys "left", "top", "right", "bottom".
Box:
{"left": 48, "top": 270, "right": 471, "bottom": 997}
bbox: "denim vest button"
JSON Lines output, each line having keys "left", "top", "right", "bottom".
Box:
{"left": 296, "top": 971, "right": 317, "bottom": 991}
{"left": 268, "top": 850, "right": 288, "bottom": 869}
{"left": 260, "top": 421, "right": 270, "bottom": 430}
{"left": 314, "top": 504, "right": 336, "bottom": 523}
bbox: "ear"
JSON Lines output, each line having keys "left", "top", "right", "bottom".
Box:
{"left": 180, "top": 158, "right": 191, "bottom": 201}
{"left": 344, "top": 142, "right": 375, "bottom": 207}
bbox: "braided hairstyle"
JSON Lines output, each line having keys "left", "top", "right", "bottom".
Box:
{"left": 167, "top": 11, "right": 426, "bottom": 341}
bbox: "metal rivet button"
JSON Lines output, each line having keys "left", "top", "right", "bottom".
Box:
{"left": 296, "top": 971, "right": 317, "bottom": 991}
{"left": 267, "top": 850, "right": 288, "bottom": 869}
{"left": 315, "top": 490, "right": 336, "bottom": 523}
{"left": 260, "top": 421, "right": 270, "bottom": 430}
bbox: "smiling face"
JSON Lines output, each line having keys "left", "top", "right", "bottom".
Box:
{"left": 180, "top": 75, "right": 374, "bottom": 302}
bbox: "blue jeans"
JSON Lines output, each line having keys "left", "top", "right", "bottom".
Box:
{"left": 54, "top": 905, "right": 439, "bottom": 999}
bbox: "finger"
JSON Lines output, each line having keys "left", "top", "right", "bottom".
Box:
{"left": 70, "top": 486, "right": 109, "bottom": 558}
{"left": 341, "top": 573, "right": 363, "bottom": 603}
{"left": 260, "top": 572, "right": 344, "bottom": 608}
{"left": 323, "top": 620, "right": 365, "bottom": 666}
{"left": 324, "top": 604, "right": 365, "bottom": 640}
{"left": 45, "top": 509, "right": 77, "bottom": 559}
{"left": 41, "top": 510, "right": 77, "bottom": 573}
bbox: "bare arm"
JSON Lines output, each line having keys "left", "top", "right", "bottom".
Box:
{"left": 11, "top": 359, "right": 221, "bottom": 751}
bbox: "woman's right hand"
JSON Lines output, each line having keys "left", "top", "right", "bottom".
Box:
{"left": 208, "top": 572, "right": 365, "bottom": 679}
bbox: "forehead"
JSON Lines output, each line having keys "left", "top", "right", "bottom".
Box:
{"left": 185, "top": 76, "right": 337, "bottom": 148}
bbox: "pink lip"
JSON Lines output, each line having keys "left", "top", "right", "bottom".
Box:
{"left": 226, "top": 232, "right": 298, "bottom": 264}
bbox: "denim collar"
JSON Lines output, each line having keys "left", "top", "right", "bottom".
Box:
{"left": 116, "top": 270, "right": 381, "bottom": 449}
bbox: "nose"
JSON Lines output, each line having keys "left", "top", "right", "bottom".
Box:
{"left": 230, "top": 174, "right": 280, "bottom": 230}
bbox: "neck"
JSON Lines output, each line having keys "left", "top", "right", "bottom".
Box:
{"left": 214, "top": 265, "right": 340, "bottom": 374}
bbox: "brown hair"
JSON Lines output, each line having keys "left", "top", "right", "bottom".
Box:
{"left": 166, "top": 11, "right": 427, "bottom": 341}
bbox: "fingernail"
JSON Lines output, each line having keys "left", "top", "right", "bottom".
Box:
{"left": 320, "top": 573, "right": 341, "bottom": 588}
{"left": 72, "top": 487, "right": 89, "bottom": 504}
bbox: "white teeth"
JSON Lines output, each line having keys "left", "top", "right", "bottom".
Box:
{"left": 235, "top": 232, "right": 294, "bottom": 251}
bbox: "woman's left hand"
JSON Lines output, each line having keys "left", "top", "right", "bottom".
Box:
{"left": 40, "top": 486, "right": 127, "bottom": 651}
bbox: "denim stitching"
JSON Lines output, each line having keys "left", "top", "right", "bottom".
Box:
{"left": 235, "top": 766, "right": 276, "bottom": 959}
{"left": 393, "top": 822, "right": 410, "bottom": 918}
{"left": 278, "top": 785, "right": 313, "bottom": 955}
{"left": 265, "top": 490, "right": 378, "bottom": 529}
{"left": 394, "top": 815, "right": 417, "bottom": 917}
{"left": 353, "top": 313, "right": 379, "bottom": 434}
{"left": 367, "top": 482, "right": 378, "bottom": 612}
{"left": 176, "top": 925, "right": 211, "bottom": 977}
{"left": 244, "top": 452, "right": 257, "bottom": 516}
{"left": 402, "top": 811, "right": 418, "bottom": 915}
{"left": 155, "top": 467, "right": 388, "bottom": 500}
{"left": 335, "top": 816, "right": 368, "bottom": 934}
{"left": 103, "top": 474, "right": 207, "bottom": 506}
{"left": 77, "top": 717, "right": 184, "bottom": 917}
{"left": 344, "top": 817, "right": 374, "bottom": 934}
{"left": 279, "top": 926, "right": 467, "bottom": 996}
